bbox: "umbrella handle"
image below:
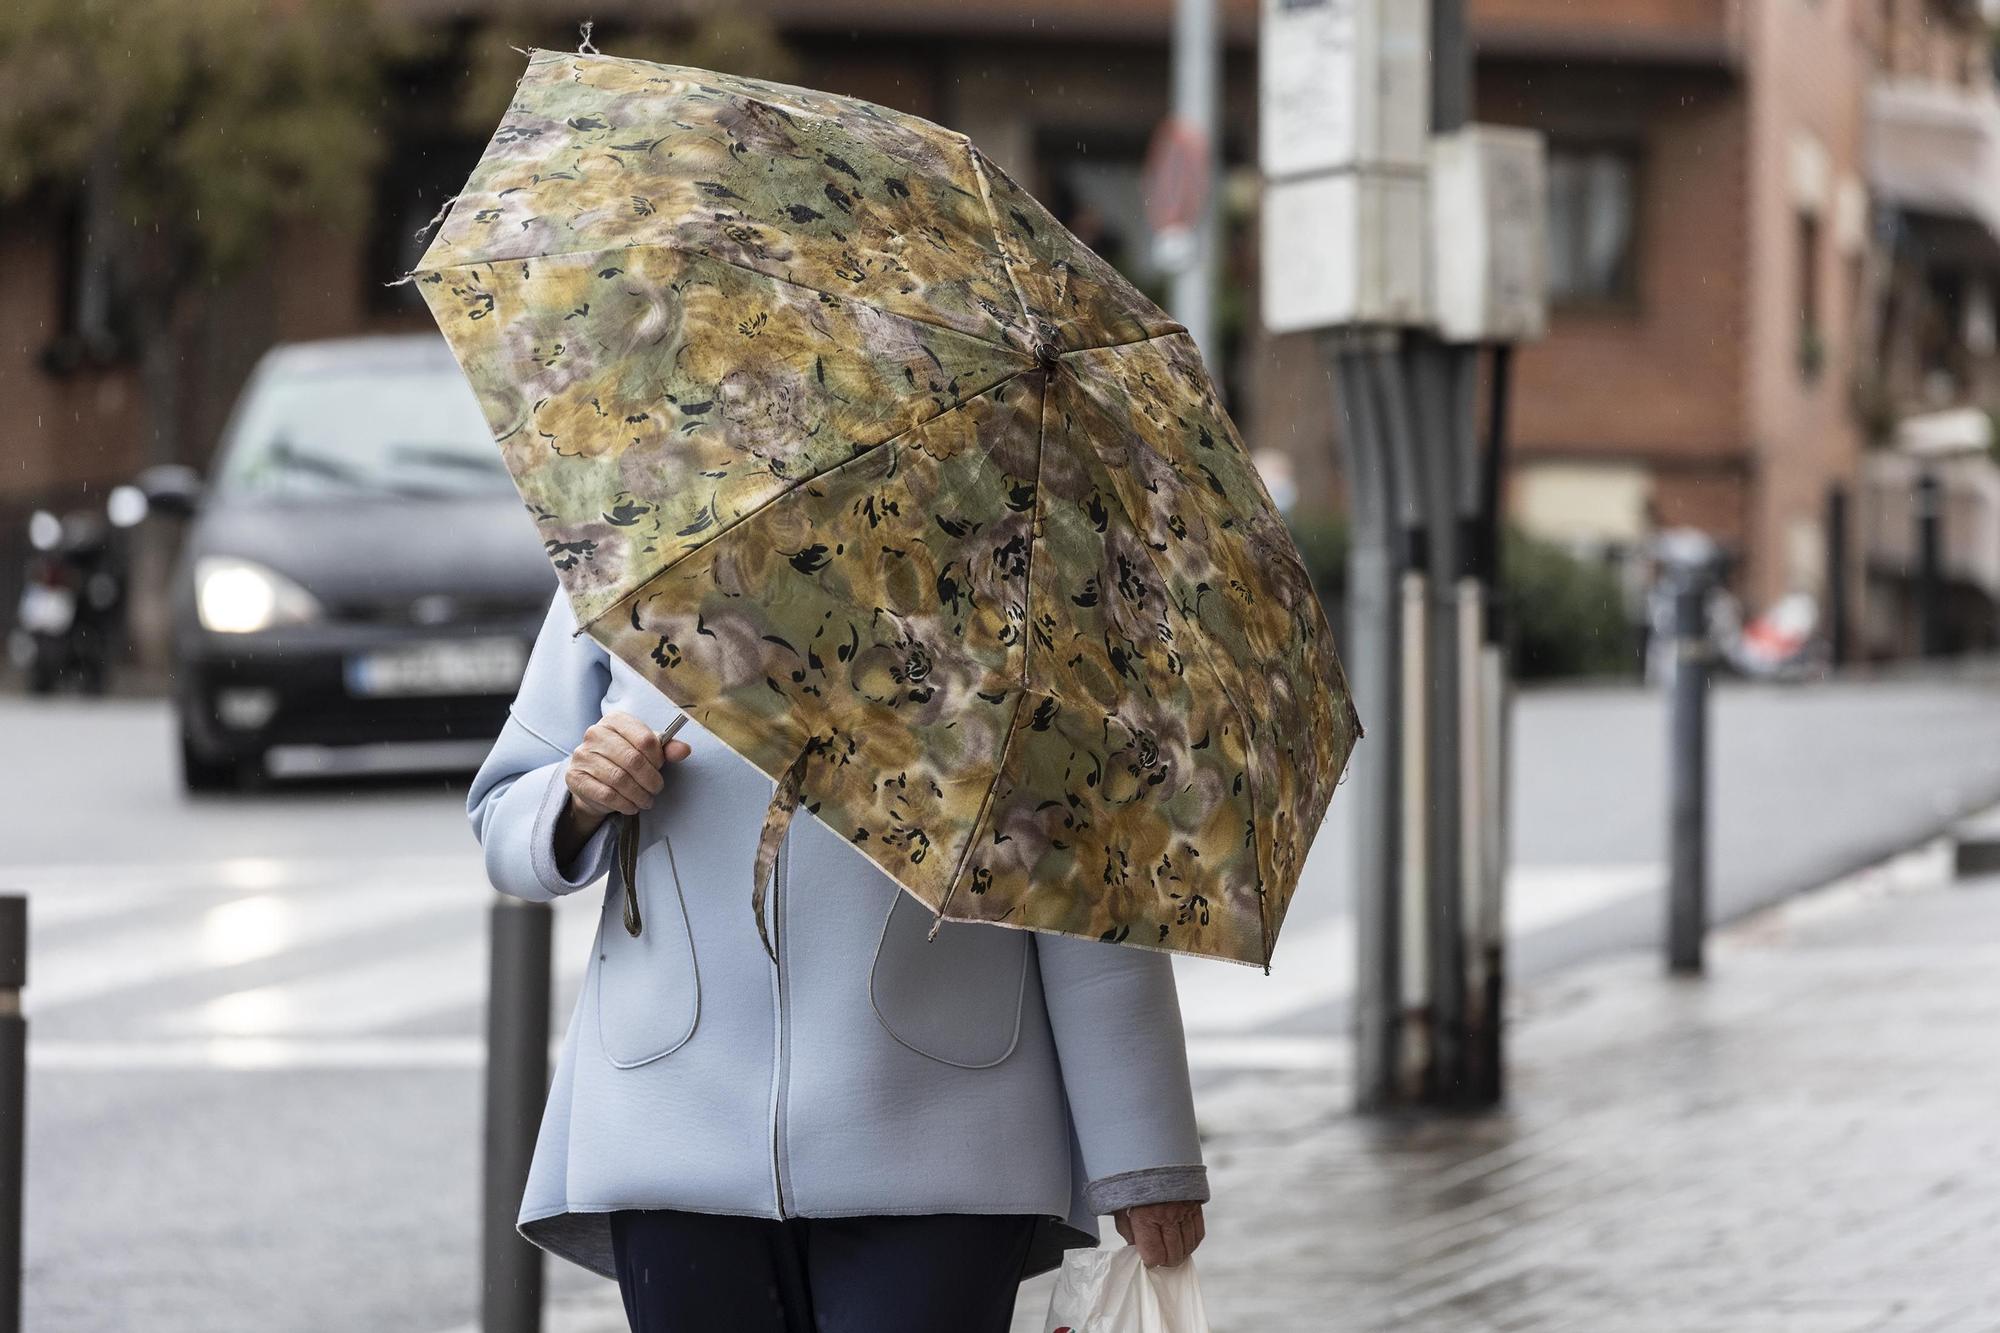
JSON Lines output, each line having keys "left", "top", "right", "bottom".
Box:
{"left": 616, "top": 712, "right": 690, "bottom": 937}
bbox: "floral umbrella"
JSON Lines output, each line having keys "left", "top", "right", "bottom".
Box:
{"left": 412, "top": 49, "right": 1361, "bottom": 968}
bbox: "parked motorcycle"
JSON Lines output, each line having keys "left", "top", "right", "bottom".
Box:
{"left": 8, "top": 487, "right": 147, "bottom": 695}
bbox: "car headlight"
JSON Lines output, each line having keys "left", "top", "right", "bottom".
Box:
{"left": 194, "top": 556, "right": 323, "bottom": 634}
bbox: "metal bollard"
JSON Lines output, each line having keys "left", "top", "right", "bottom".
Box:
{"left": 0, "top": 896, "right": 24, "bottom": 1333}
{"left": 1914, "top": 471, "right": 1944, "bottom": 659}
{"left": 482, "top": 897, "right": 552, "bottom": 1333}
{"left": 1665, "top": 579, "right": 1713, "bottom": 975}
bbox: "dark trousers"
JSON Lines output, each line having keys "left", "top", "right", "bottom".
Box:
{"left": 608, "top": 1208, "right": 1039, "bottom": 1333}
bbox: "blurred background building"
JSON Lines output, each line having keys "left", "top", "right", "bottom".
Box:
{"left": 4, "top": 0, "right": 1999, "bottom": 675}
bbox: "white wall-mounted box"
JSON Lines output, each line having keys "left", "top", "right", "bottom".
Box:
{"left": 1260, "top": 0, "right": 1431, "bottom": 178}
{"left": 1429, "top": 125, "right": 1549, "bottom": 344}
{"left": 1262, "top": 170, "right": 1428, "bottom": 333}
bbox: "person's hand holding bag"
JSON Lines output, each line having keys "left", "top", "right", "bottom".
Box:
{"left": 1114, "top": 1201, "right": 1206, "bottom": 1268}
{"left": 1043, "top": 1237, "right": 1212, "bottom": 1333}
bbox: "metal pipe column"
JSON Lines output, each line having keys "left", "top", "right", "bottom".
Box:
{"left": 1369, "top": 339, "right": 1434, "bottom": 1096}
{"left": 1325, "top": 331, "right": 1404, "bottom": 1110}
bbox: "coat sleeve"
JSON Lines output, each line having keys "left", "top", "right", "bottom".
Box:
{"left": 1035, "top": 935, "right": 1210, "bottom": 1216}
{"left": 466, "top": 588, "right": 618, "bottom": 902}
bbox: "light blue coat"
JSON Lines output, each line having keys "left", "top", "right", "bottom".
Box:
{"left": 467, "top": 590, "right": 1208, "bottom": 1280}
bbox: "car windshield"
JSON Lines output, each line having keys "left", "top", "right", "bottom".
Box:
{"left": 213, "top": 363, "right": 515, "bottom": 501}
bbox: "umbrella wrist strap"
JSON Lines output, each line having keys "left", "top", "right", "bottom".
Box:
{"left": 617, "top": 814, "right": 644, "bottom": 936}
{"left": 615, "top": 711, "right": 691, "bottom": 939}
{"left": 751, "top": 743, "right": 814, "bottom": 964}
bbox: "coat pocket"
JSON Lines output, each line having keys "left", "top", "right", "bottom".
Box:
{"left": 592, "top": 832, "right": 701, "bottom": 1069}
{"left": 868, "top": 890, "right": 1030, "bottom": 1069}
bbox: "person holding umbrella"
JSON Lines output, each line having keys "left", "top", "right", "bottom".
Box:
{"left": 470, "top": 595, "right": 1209, "bottom": 1330}
{"left": 437, "top": 48, "right": 1357, "bottom": 1333}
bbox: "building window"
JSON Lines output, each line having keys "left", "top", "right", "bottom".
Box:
{"left": 1922, "top": 267, "right": 1967, "bottom": 392}
{"left": 1798, "top": 210, "right": 1825, "bottom": 381}
{"left": 40, "top": 171, "right": 139, "bottom": 375}
{"left": 1545, "top": 144, "right": 1639, "bottom": 306}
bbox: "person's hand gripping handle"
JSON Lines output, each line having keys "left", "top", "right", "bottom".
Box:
{"left": 557, "top": 711, "right": 691, "bottom": 934}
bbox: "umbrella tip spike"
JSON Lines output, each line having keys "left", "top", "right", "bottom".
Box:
{"left": 577, "top": 20, "right": 598, "bottom": 56}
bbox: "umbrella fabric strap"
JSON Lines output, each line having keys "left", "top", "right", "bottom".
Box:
{"left": 614, "top": 712, "right": 692, "bottom": 939}
{"left": 751, "top": 742, "right": 815, "bottom": 964}
{"left": 616, "top": 813, "right": 644, "bottom": 937}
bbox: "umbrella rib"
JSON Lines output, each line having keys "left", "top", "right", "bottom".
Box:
{"left": 961, "top": 140, "right": 1036, "bottom": 334}
{"left": 930, "top": 688, "right": 1030, "bottom": 932}
{"left": 1061, "top": 327, "right": 1192, "bottom": 356}
{"left": 928, "top": 364, "right": 1056, "bottom": 924}
{"left": 932, "top": 365, "right": 1050, "bottom": 928}
{"left": 570, "top": 364, "right": 1035, "bottom": 642}
{"left": 1055, "top": 373, "right": 1276, "bottom": 968}
{"left": 414, "top": 240, "right": 1027, "bottom": 355}
{"left": 1020, "top": 370, "right": 1051, "bottom": 692}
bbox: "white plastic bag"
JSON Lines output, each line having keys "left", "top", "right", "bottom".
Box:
{"left": 1043, "top": 1245, "right": 1212, "bottom": 1333}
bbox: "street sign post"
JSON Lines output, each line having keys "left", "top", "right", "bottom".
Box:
{"left": 1144, "top": 116, "right": 1211, "bottom": 275}
{"left": 1170, "top": 0, "right": 1222, "bottom": 369}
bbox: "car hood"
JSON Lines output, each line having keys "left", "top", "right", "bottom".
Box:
{"left": 186, "top": 494, "right": 558, "bottom": 614}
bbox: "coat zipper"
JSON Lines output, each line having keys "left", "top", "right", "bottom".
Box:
{"left": 768, "top": 825, "right": 793, "bottom": 1218}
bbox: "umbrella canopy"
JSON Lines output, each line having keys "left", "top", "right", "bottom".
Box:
{"left": 412, "top": 49, "right": 1361, "bottom": 968}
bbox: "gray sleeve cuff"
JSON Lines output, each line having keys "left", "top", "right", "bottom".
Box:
{"left": 528, "top": 761, "right": 616, "bottom": 895}
{"left": 1083, "top": 1165, "right": 1210, "bottom": 1215}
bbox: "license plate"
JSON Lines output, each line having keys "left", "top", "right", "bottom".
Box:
{"left": 343, "top": 638, "right": 526, "bottom": 697}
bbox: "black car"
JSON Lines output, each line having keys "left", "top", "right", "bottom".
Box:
{"left": 166, "top": 335, "right": 555, "bottom": 791}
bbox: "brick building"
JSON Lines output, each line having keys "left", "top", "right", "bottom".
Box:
{"left": 1263, "top": 0, "right": 1873, "bottom": 634}
{"left": 1259, "top": 0, "right": 1995, "bottom": 654}
{"left": 1862, "top": 0, "right": 2000, "bottom": 654}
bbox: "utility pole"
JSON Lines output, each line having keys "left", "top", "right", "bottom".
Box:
{"left": 1171, "top": 0, "right": 1221, "bottom": 368}
{"left": 1261, "top": 0, "right": 1541, "bottom": 1110}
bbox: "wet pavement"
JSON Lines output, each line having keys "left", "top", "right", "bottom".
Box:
{"left": 1139, "top": 840, "right": 2000, "bottom": 1333}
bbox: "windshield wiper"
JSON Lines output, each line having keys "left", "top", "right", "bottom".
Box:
{"left": 388, "top": 443, "right": 507, "bottom": 475}
{"left": 261, "top": 438, "right": 464, "bottom": 500}
{"left": 268, "top": 437, "right": 384, "bottom": 491}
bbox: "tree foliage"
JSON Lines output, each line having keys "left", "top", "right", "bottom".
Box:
{"left": 1285, "top": 505, "right": 1639, "bottom": 681}
{"left": 0, "top": 0, "right": 412, "bottom": 286}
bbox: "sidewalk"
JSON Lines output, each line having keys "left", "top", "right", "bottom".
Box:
{"left": 512, "top": 838, "right": 2000, "bottom": 1333}
{"left": 1142, "top": 838, "right": 2000, "bottom": 1333}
